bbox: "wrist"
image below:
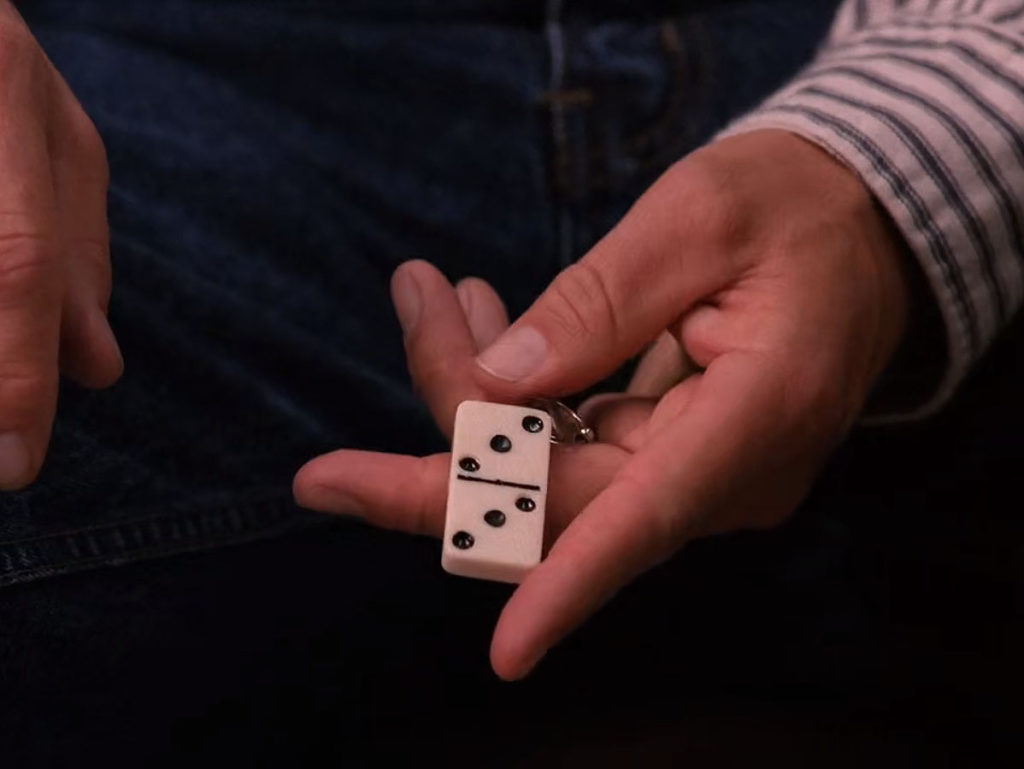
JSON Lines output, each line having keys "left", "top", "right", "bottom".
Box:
{"left": 861, "top": 223, "right": 947, "bottom": 417}
{"left": 754, "top": 129, "right": 912, "bottom": 388}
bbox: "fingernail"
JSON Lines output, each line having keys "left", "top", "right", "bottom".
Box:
{"left": 391, "top": 267, "right": 422, "bottom": 332}
{"left": 455, "top": 281, "right": 475, "bottom": 319}
{"left": 0, "top": 432, "right": 32, "bottom": 489}
{"left": 476, "top": 326, "right": 548, "bottom": 382}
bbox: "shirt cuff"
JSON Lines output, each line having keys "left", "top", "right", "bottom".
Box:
{"left": 713, "top": 19, "right": 1024, "bottom": 421}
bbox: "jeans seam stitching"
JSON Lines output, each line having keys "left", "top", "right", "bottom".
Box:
{"left": 543, "top": 0, "right": 577, "bottom": 267}
{"left": 0, "top": 494, "right": 316, "bottom": 586}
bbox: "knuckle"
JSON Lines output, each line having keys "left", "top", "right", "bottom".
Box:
{"left": 76, "top": 235, "right": 112, "bottom": 279}
{"left": 540, "top": 261, "right": 622, "bottom": 345}
{"left": 0, "top": 233, "right": 57, "bottom": 292}
{"left": 79, "top": 120, "right": 109, "bottom": 185}
{"left": 374, "top": 455, "right": 443, "bottom": 538}
{"left": 64, "top": 234, "right": 112, "bottom": 312}
{"left": 0, "top": 364, "right": 51, "bottom": 428}
{"left": 409, "top": 345, "right": 455, "bottom": 397}
{"left": 666, "top": 156, "right": 750, "bottom": 251}
{"left": 63, "top": 108, "right": 110, "bottom": 186}
{"left": 407, "top": 457, "right": 442, "bottom": 536}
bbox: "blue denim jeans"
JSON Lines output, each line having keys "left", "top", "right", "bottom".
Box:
{"left": 2, "top": 0, "right": 838, "bottom": 585}
{"left": 3, "top": 1, "right": 1021, "bottom": 764}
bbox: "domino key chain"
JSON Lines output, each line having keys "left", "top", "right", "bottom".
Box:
{"left": 441, "top": 399, "right": 596, "bottom": 584}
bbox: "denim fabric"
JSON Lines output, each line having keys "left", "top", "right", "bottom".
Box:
{"left": 1, "top": 0, "right": 838, "bottom": 585}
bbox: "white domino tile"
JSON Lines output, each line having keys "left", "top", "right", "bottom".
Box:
{"left": 442, "top": 401, "right": 552, "bottom": 584}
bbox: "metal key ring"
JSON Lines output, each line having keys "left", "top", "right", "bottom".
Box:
{"left": 527, "top": 398, "right": 597, "bottom": 445}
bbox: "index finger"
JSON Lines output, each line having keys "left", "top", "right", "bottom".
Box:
{"left": 0, "top": 30, "right": 63, "bottom": 488}
{"left": 48, "top": 61, "right": 122, "bottom": 388}
{"left": 490, "top": 351, "right": 806, "bottom": 680}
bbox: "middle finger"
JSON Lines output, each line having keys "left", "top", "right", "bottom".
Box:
{"left": 391, "top": 260, "right": 488, "bottom": 437}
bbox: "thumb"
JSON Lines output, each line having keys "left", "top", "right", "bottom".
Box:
{"left": 474, "top": 162, "right": 735, "bottom": 397}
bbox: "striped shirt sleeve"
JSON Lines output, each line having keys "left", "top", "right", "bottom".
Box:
{"left": 716, "top": 0, "right": 1024, "bottom": 420}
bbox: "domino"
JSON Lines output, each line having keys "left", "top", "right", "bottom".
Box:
{"left": 442, "top": 400, "right": 552, "bottom": 584}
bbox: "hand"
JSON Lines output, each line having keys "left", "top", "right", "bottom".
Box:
{"left": 294, "top": 129, "right": 910, "bottom": 680}
{"left": 0, "top": 4, "right": 121, "bottom": 489}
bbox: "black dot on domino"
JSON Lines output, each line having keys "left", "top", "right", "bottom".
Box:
{"left": 484, "top": 510, "right": 506, "bottom": 527}
{"left": 516, "top": 497, "right": 536, "bottom": 512}
{"left": 522, "top": 415, "right": 544, "bottom": 433}
{"left": 452, "top": 531, "right": 475, "bottom": 549}
{"left": 459, "top": 457, "right": 480, "bottom": 472}
{"left": 490, "top": 434, "right": 512, "bottom": 453}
